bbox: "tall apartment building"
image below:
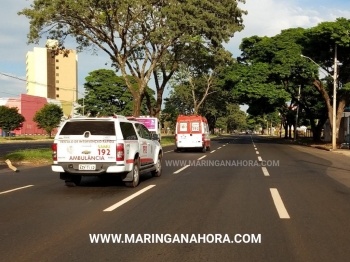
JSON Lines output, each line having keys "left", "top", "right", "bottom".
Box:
{"left": 26, "top": 42, "right": 78, "bottom": 116}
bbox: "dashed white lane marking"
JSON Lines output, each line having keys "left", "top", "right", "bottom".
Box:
{"left": 223, "top": 145, "right": 226, "bottom": 147}
{"left": 0, "top": 185, "right": 34, "bottom": 195}
{"left": 218, "top": 147, "right": 222, "bottom": 149}
{"left": 256, "top": 151, "right": 259, "bottom": 154}
{"left": 258, "top": 156, "right": 262, "bottom": 162}
{"left": 270, "top": 188, "right": 290, "bottom": 219}
{"left": 164, "top": 150, "right": 173, "bottom": 153}
{"left": 198, "top": 155, "right": 206, "bottom": 160}
{"left": 255, "top": 148, "right": 257, "bottom": 150}
{"left": 174, "top": 165, "right": 190, "bottom": 174}
{"left": 104, "top": 185, "right": 156, "bottom": 212}
{"left": 210, "top": 150, "right": 216, "bottom": 154}
{"left": 262, "top": 167, "right": 270, "bottom": 176}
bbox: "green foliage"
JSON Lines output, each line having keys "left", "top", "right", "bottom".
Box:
{"left": 78, "top": 69, "right": 154, "bottom": 117}
{"left": 33, "top": 104, "right": 63, "bottom": 137}
{"left": 226, "top": 104, "right": 247, "bottom": 131}
{"left": 19, "top": 0, "right": 247, "bottom": 116}
{"left": 0, "top": 106, "right": 25, "bottom": 133}
{"left": 222, "top": 61, "right": 290, "bottom": 116}
{"left": 215, "top": 117, "right": 227, "bottom": 131}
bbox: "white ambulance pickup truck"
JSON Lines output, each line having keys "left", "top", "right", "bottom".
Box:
{"left": 51, "top": 115, "right": 163, "bottom": 187}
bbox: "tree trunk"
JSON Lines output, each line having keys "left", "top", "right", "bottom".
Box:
{"left": 312, "top": 80, "right": 348, "bottom": 142}
{"left": 288, "top": 124, "right": 292, "bottom": 139}
{"left": 148, "top": 64, "right": 177, "bottom": 118}
{"left": 144, "top": 88, "right": 164, "bottom": 118}
{"left": 336, "top": 98, "right": 346, "bottom": 140}
{"left": 132, "top": 95, "right": 142, "bottom": 117}
{"left": 313, "top": 125, "right": 322, "bottom": 142}
{"left": 284, "top": 124, "right": 288, "bottom": 139}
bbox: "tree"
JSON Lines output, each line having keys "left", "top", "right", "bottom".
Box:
{"left": 225, "top": 27, "right": 331, "bottom": 141}
{"left": 77, "top": 69, "right": 155, "bottom": 117}
{"left": 226, "top": 104, "right": 247, "bottom": 131}
{"left": 18, "top": 0, "right": 246, "bottom": 116}
{"left": 33, "top": 104, "right": 63, "bottom": 137}
{"left": 0, "top": 106, "right": 25, "bottom": 136}
{"left": 19, "top": 0, "right": 247, "bottom": 117}
{"left": 170, "top": 45, "right": 234, "bottom": 115}
{"left": 300, "top": 17, "right": 350, "bottom": 140}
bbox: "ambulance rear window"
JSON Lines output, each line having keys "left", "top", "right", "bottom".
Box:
{"left": 191, "top": 122, "right": 200, "bottom": 132}
{"left": 59, "top": 121, "right": 116, "bottom": 136}
{"left": 179, "top": 122, "right": 188, "bottom": 132}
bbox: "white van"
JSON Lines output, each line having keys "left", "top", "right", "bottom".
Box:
{"left": 129, "top": 116, "right": 161, "bottom": 142}
{"left": 175, "top": 115, "right": 210, "bottom": 152}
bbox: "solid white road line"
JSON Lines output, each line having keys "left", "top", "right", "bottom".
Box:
{"left": 198, "top": 155, "right": 206, "bottom": 160}
{"left": 270, "top": 188, "right": 290, "bottom": 219}
{"left": 256, "top": 151, "right": 259, "bottom": 154}
{"left": 0, "top": 185, "right": 34, "bottom": 195}
{"left": 261, "top": 167, "right": 270, "bottom": 176}
{"left": 258, "top": 156, "right": 262, "bottom": 161}
{"left": 104, "top": 185, "right": 156, "bottom": 212}
{"left": 210, "top": 150, "right": 216, "bottom": 153}
{"left": 173, "top": 165, "right": 190, "bottom": 174}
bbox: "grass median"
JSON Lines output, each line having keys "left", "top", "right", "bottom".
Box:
{"left": 0, "top": 135, "right": 53, "bottom": 143}
{"left": 1, "top": 148, "right": 53, "bottom": 165}
{"left": 161, "top": 136, "right": 174, "bottom": 146}
{"left": 1, "top": 135, "right": 216, "bottom": 164}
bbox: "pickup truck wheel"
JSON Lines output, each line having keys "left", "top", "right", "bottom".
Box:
{"left": 151, "top": 155, "right": 162, "bottom": 177}
{"left": 65, "top": 175, "right": 81, "bottom": 187}
{"left": 125, "top": 159, "right": 140, "bottom": 187}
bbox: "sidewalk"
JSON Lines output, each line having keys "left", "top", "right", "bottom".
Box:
{"left": 261, "top": 135, "right": 350, "bottom": 158}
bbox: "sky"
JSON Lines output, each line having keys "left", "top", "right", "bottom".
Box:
{"left": 1, "top": 0, "right": 350, "bottom": 102}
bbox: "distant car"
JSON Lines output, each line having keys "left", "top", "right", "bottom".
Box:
{"left": 51, "top": 115, "right": 163, "bottom": 187}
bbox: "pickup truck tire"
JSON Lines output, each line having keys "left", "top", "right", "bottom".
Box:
{"left": 125, "top": 158, "right": 140, "bottom": 187}
{"left": 151, "top": 154, "right": 162, "bottom": 177}
{"left": 65, "top": 175, "right": 81, "bottom": 187}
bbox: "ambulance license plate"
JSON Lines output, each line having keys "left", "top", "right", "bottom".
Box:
{"left": 78, "top": 164, "right": 96, "bottom": 170}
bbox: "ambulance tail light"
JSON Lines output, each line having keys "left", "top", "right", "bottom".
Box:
{"left": 52, "top": 143, "right": 57, "bottom": 161}
{"left": 116, "top": 143, "right": 124, "bottom": 161}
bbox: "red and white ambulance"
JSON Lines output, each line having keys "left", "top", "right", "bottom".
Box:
{"left": 175, "top": 115, "right": 210, "bottom": 152}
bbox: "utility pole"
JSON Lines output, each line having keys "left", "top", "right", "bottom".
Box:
{"left": 294, "top": 85, "right": 301, "bottom": 141}
{"left": 332, "top": 44, "right": 338, "bottom": 150}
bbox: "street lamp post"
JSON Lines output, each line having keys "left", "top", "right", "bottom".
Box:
{"left": 333, "top": 45, "right": 338, "bottom": 150}
{"left": 300, "top": 45, "right": 338, "bottom": 149}
{"left": 294, "top": 85, "right": 301, "bottom": 141}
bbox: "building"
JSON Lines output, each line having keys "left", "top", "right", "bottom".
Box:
{"left": 26, "top": 40, "right": 78, "bottom": 116}
{"left": 0, "top": 94, "right": 66, "bottom": 136}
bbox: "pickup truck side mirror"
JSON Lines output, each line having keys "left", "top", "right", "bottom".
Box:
{"left": 152, "top": 133, "right": 159, "bottom": 141}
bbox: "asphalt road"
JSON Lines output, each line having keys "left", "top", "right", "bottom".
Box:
{"left": 1, "top": 135, "right": 350, "bottom": 262}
